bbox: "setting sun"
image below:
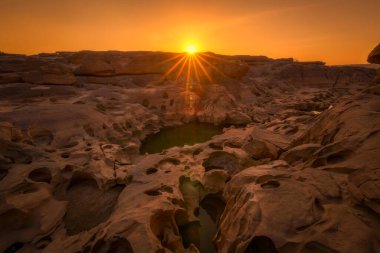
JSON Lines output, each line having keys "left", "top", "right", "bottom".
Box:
{"left": 185, "top": 44, "right": 197, "bottom": 54}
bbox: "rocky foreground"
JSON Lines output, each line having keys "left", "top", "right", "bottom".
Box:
{"left": 0, "top": 49, "right": 379, "bottom": 253}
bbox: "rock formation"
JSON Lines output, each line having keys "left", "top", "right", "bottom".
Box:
{"left": 368, "top": 43, "right": 380, "bottom": 83}
{"left": 0, "top": 48, "right": 379, "bottom": 253}
{"left": 368, "top": 43, "right": 380, "bottom": 64}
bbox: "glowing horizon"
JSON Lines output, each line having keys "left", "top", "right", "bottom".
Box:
{"left": 185, "top": 44, "right": 198, "bottom": 55}
{"left": 1, "top": 0, "right": 379, "bottom": 64}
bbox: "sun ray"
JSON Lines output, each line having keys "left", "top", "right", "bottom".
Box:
{"left": 193, "top": 55, "right": 214, "bottom": 83}
{"left": 191, "top": 55, "right": 201, "bottom": 84}
{"left": 160, "top": 54, "right": 187, "bottom": 81}
{"left": 158, "top": 53, "right": 184, "bottom": 66}
{"left": 176, "top": 55, "right": 189, "bottom": 81}
{"left": 198, "top": 52, "right": 230, "bottom": 63}
{"left": 186, "top": 55, "right": 192, "bottom": 87}
{"left": 197, "top": 54, "right": 227, "bottom": 78}
{"left": 154, "top": 44, "right": 228, "bottom": 108}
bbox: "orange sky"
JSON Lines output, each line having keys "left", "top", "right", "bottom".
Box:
{"left": 0, "top": 0, "right": 379, "bottom": 64}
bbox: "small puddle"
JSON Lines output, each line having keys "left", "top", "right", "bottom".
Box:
{"left": 178, "top": 193, "right": 226, "bottom": 253}
{"left": 140, "top": 122, "right": 223, "bottom": 154}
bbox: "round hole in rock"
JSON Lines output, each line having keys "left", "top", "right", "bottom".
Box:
{"left": 13, "top": 182, "right": 40, "bottom": 194}
{"left": 224, "top": 141, "right": 242, "bottom": 148}
{"left": 28, "top": 167, "right": 52, "bottom": 183}
{"left": 245, "top": 236, "right": 278, "bottom": 253}
{"left": 3, "top": 242, "right": 24, "bottom": 253}
{"left": 146, "top": 168, "right": 158, "bottom": 175}
{"left": 92, "top": 237, "right": 134, "bottom": 253}
{"left": 260, "top": 180, "right": 280, "bottom": 189}
{"left": 311, "top": 158, "right": 326, "bottom": 168}
{"left": 63, "top": 176, "right": 124, "bottom": 235}
{"left": 158, "top": 157, "right": 181, "bottom": 166}
{"left": 326, "top": 151, "right": 350, "bottom": 164}
{"left": 202, "top": 151, "right": 241, "bottom": 174}
{"left": 193, "top": 148, "right": 203, "bottom": 156}
{"left": 35, "top": 236, "right": 52, "bottom": 249}
{"left": 0, "top": 169, "right": 8, "bottom": 181}
{"left": 61, "top": 152, "right": 70, "bottom": 159}
{"left": 102, "top": 144, "right": 113, "bottom": 149}
{"left": 302, "top": 241, "right": 337, "bottom": 253}
{"left": 144, "top": 189, "right": 162, "bottom": 196}
{"left": 160, "top": 185, "right": 173, "bottom": 193}
{"left": 140, "top": 123, "right": 223, "bottom": 154}
{"left": 208, "top": 143, "right": 223, "bottom": 150}
{"left": 64, "top": 141, "right": 79, "bottom": 149}
{"left": 200, "top": 194, "right": 226, "bottom": 224}
{"left": 193, "top": 207, "right": 200, "bottom": 217}
{"left": 28, "top": 127, "right": 53, "bottom": 145}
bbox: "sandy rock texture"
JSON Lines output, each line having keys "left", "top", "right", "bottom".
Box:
{"left": 0, "top": 50, "right": 379, "bottom": 253}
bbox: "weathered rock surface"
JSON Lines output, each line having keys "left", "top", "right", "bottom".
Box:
{"left": 0, "top": 49, "right": 379, "bottom": 253}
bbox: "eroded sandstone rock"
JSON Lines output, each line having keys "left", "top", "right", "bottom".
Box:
{"left": 0, "top": 50, "right": 379, "bottom": 253}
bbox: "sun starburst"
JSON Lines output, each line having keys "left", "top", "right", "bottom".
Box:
{"left": 185, "top": 44, "right": 197, "bottom": 54}
{"left": 159, "top": 46, "right": 228, "bottom": 112}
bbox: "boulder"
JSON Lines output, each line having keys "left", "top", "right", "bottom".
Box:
{"left": 243, "top": 139, "right": 278, "bottom": 160}
{"left": 280, "top": 143, "right": 321, "bottom": 165}
{"left": 367, "top": 43, "right": 380, "bottom": 64}
{"left": 225, "top": 110, "right": 251, "bottom": 125}
{"left": 348, "top": 168, "right": 380, "bottom": 214}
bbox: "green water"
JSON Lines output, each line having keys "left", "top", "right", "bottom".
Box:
{"left": 140, "top": 122, "right": 223, "bottom": 154}
{"left": 199, "top": 206, "right": 217, "bottom": 253}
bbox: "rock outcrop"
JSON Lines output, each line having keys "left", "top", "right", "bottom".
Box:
{"left": 368, "top": 43, "right": 380, "bottom": 64}
{"left": 367, "top": 43, "right": 380, "bottom": 83}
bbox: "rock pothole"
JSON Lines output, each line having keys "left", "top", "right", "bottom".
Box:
{"left": 261, "top": 180, "right": 280, "bottom": 189}
{"left": 28, "top": 167, "right": 52, "bottom": 183}
{"left": 145, "top": 167, "right": 158, "bottom": 175}
{"left": 178, "top": 177, "right": 225, "bottom": 253}
{"left": 28, "top": 127, "right": 54, "bottom": 145}
{"left": 63, "top": 176, "right": 124, "bottom": 235}
{"left": 202, "top": 151, "right": 241, "bottom": 174}
{"left": 244, "top": 236, "right": 278, "bottom": 253}
{"left": 3, "top": 242, "right": 24, "bottom": 253}
{"left": 92, "top": 237, "right": 134, "bottom": 253}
